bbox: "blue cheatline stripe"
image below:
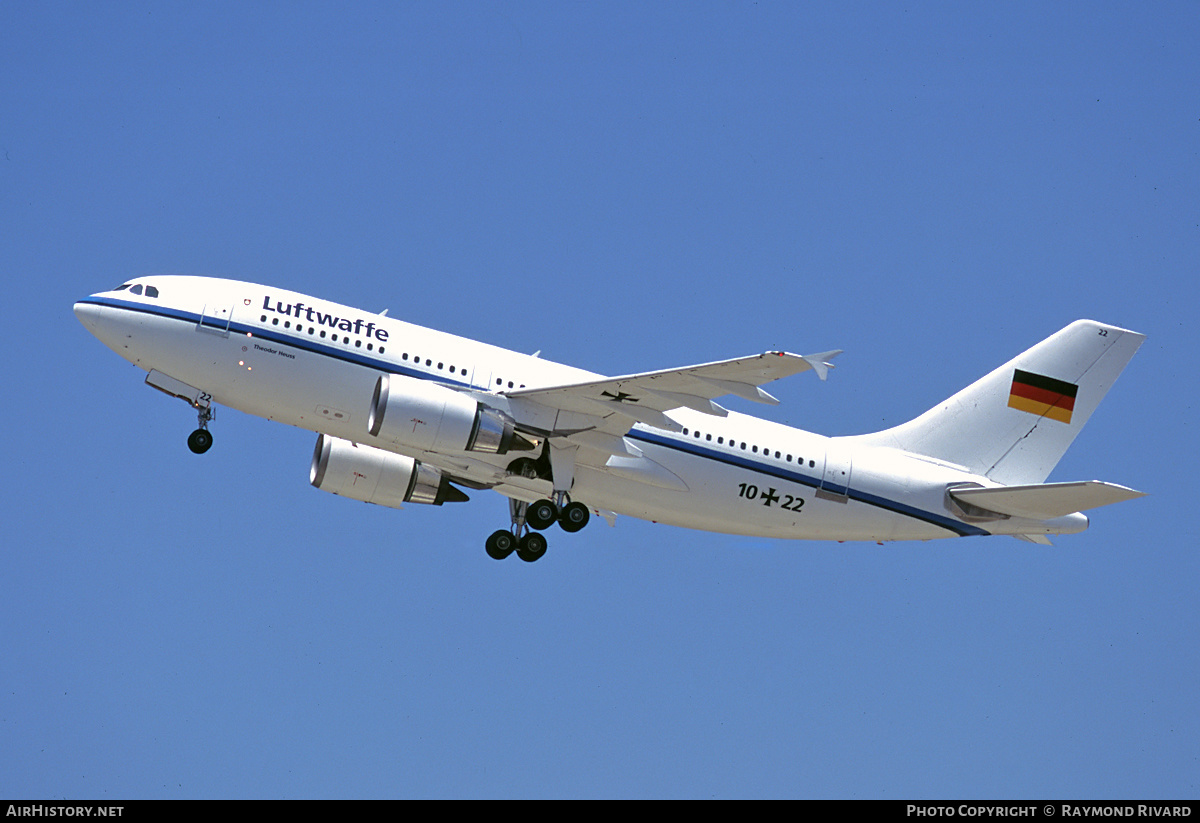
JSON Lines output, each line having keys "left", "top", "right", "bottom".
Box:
{"left": 626, "top": 429, "right": 989, "bottom": 538}
{"left": 77, "top": 296, "right": 476, "bottom": 390}
{"left": 82, "top": 296, "right": 987, "bottom": 537}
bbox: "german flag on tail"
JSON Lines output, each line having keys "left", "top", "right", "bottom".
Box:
{"left": 1008, "top": 369, "right": 1078, "bottom": 424}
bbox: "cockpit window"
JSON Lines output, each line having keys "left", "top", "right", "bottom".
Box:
{"left": 115, "top": 282, "right": 159, "bottom": 297}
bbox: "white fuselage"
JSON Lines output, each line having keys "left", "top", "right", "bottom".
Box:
{"left": 74, "top": 276, "right": 1087, "bottom": 542}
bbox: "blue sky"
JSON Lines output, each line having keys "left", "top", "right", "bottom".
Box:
{"left": 2, "top": 1, "right": 1197, "bottom": 799}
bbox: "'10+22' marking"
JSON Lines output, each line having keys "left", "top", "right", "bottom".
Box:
{"left": 738, "top": 483, "right": 805, "bottom": 512}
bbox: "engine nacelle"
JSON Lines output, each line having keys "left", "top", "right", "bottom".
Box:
{"left": 367, "top": 373, "right": 529, "bottom": 455}
{"left": 310, "top": 434, "right": 468, "bottom": 507}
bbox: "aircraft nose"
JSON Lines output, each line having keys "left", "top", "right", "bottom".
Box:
{"left": 73, "top": 299, "right": 107, "bottom": 334}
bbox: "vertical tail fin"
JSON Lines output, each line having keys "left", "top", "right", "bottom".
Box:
{"left": 853, "top": 320, "right": 1144, "bottom": 485}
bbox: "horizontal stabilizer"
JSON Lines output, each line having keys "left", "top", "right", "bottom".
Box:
{"left": 950, "top": 481, "right": 1145, "bottom": 520}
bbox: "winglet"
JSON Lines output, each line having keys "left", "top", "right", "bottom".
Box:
{"left": 800, "top": 350, "right": 842, "bottom": 381}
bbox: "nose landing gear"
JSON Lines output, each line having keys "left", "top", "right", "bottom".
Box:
{"left": 144, "top": 370, "right": 218, "bottom": 456}
{"left": 187, "top": 403, "right": 215, "bottom": 454}
{"left": 187, "top": 428, "right": 213, "bottom": 454}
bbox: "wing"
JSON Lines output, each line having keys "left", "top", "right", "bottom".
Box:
{"left": 502, "top": 349, "right": 841, "bottom": 454}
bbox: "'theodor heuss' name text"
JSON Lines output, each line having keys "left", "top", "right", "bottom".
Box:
{"left": 262, "top": 295, "right": 389, "bottom": 342}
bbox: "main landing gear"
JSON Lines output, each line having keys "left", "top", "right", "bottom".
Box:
{"left": 485, "top": 495, "right": 592, "bottom": 563}
{"left": 487, "top": 449, "right": 591, "bottom": 562}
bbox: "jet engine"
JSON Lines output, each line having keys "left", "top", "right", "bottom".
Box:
{"left": 367, "top": 373, "right": 531, "bottom": 455}
{"left": 310, "top": 433, "right": 468, "bottom": 507}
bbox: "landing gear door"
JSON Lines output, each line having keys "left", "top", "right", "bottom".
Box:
{"left": 198, "top": 302, "right": 235, "bottom": 336}
{"left": 818, "top": 447, "right": 853, "bottom": 502}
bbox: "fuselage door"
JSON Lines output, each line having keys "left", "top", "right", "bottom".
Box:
{"left": 818, "top": 447, "right": 853, "bottom": 502}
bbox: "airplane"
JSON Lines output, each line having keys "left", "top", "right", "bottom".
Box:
{"left": 74, "top": 276, "right": 1146, "bottom": 562}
